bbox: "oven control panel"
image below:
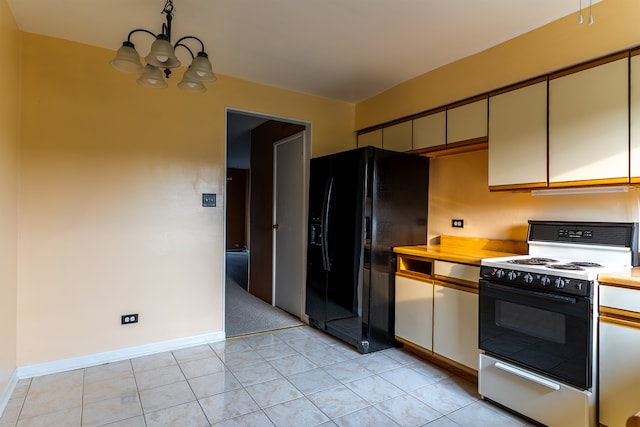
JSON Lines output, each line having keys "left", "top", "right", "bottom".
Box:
{"left": 480, "top": 266, "right": 592, "bottom": 297}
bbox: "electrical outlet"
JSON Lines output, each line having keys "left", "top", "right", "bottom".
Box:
{"left": 121, "top": 313, "right": 138, "bottom": 325}
{"left": 452, "top": 219, "right": 464, "bottom": 228}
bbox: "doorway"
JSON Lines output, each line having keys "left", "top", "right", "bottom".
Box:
{"left": 225, "top": 109, "right": 310, "bottom": 337}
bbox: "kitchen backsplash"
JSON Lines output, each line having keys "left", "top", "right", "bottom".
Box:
{"left": 427, "top": 150, "right": 640, "bottom": 243}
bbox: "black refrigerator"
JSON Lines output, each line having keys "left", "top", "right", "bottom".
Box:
{"left": 305, "top": 146, "right": 429, "bottom": 353}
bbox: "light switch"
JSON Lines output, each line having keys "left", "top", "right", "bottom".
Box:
{"left": 202, "top": 193, "right": 216, "bottom": 207}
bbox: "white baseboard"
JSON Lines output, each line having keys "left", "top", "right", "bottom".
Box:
{"left": 17, "top": 331, "right": 226, "bottom": 379}
{"left": 0, "top": 369, "right": 18, "bottom": 418}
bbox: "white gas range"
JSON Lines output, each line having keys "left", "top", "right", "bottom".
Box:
{"left": 478, "top": 221, "right": 638, "bottom": 427}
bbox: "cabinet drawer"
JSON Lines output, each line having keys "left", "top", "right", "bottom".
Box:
{"left": 434, "top": 261, "right": 479, "bottom": 284}
{"left": 479, "top": 354, "right": 591, "bottom": 427}
{"left": 600, "top": 285, "right": 640, "bottom": 313}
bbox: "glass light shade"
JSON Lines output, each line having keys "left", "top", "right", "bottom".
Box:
{"left": 145, "top": 35, "right": 181, "bottom": 68}
{"left": 137, "top": 65, "right": 168, "bottom": 89}
{"left": 110, "top": 42, "right": 144, "bottom": 74}
{"left": 189, "top": 52, "right": 217, "bottom": 82}
{"left": 177, "top": 67, "right": 207, "bottom": 93}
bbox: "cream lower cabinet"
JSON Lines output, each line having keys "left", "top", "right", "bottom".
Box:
{"left": 433, "top": 283, "right": 479, "bottom": 370}
{"left": 395, "top": 275, "right": 433, "bottom": 350}
{"left": 599, "top": 284, "right": 640, "bottom": 427}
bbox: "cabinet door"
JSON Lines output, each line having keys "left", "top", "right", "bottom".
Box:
{"left": 599, "top": 319, "right": 640, "bottom": 427}
{"left": 549, "top": 57, "right": 629, "bottom": 185}
{"left": 383, "top": 121, "right": 412, "bottom": 152}
{"left": 433, "top": 284, "right": 478, "bottom": 370}
{"left": 357, "top": 129, "right": 382, "bottom": 148}
{"left": 395, "top": 275, "right": 433, "bottom": 350}
{"left": 488, "top": 81, "right": 548, "bottom": 189}
{"left": 631, "top": 54, "right": 640, "bottom": 182}
{"left": 447, "top": 98, "right": 488, "bottom": 144}
{"left": 413, "top": 111, "right": 446, "bottom": 150}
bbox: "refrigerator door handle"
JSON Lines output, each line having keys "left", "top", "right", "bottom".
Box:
{"left": 321, "top": 177, "right": 334, "bottom": 271}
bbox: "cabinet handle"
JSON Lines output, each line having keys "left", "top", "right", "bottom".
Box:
{"left": 494, "top": 361, "right": 560, "bottom": 391}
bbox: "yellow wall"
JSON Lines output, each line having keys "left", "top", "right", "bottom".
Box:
{"left": 16, "top": 33, "right": 355, "bottom": 366}
{"left": 0, "top": 0, "right": 20, "bottom": 395}
{"left": 7, "top": 0, "right": 640, "bottom": 373}
{"left": 355, "top": 0, "right": 640, "bottom": 242}
{"left": 356, "top": 0, "right": 640, "bottom": 129}
{"left": 429, "top": 150, "right": 640, "bottom": 242}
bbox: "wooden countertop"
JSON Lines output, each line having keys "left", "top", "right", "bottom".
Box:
{"left": 598, "top": 268, "right": 640, "bottom": 290}
{"left": 394, "top": 235, "right": 527, "bottom": 266}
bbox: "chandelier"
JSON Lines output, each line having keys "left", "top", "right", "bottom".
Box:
{"left": 110, "top": 0, "right": 216, "bottom": 93}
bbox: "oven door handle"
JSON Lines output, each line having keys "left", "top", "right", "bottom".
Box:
{"left": 483, "top": 282, "right": 578, "bottom": 304}
{"left": 494, "top": 361, "right": 561, "bottom": 391}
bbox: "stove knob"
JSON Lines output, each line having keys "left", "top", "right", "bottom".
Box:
{"left": 507, "top": 271, "right": 518, "bottom": 281}
{"left": 540, "top": 276, "right": 551, "bottom": 286}
{"left": 555, "top": 278, "right": 565, "bottom": 289}
{"left": 524, "top": 273, "right": 534, "bottom": 284}
{"left": 496, "top": 269, "right": 506, "bottom": 279}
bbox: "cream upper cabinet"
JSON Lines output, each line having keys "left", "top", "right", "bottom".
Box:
{"left": 395, "top": 275, "right": 433, "bottom": 351}
{"left": 357, "top": 129, "right": 382, "bottom": 148}
{"left": 488, "top": 80, "right": 548, "bottom": 189}
{"left": 631, "top": 53, "right": 640, "bottom": 183}
{"left": 549, "top": 56, "right": 629, "bottom": 185}
{"left": 413, "top": 111, "right": 446, "bottom": 150}
{"left": 447, "top": 98, "right": 488, "bottom": 144}
{"left": 382, "top": 121, "right": 412, "bottom": 152}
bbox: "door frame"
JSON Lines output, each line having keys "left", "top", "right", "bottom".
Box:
{"left": 224, "top": 107, "right": 312, "bottom": 331}
{"left": 272, "top": 131, "right": 311, "bottom": 319}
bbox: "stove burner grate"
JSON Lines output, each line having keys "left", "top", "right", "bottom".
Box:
{"left": 547, "top": 264, "right": 584, "bottom": 271}
{"left": 507, "top": 257, "right": 558, "bottom": 266}
{"left": 570, "top": 261, "right": 603, "bottom": 268}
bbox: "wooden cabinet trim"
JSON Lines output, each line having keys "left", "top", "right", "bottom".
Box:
{"left": 600, "top": 281, "right": 640, "bottom": 291}
{"left": 396, "top": 270, "right": 432, "bottom": 282}
{"left": 489, "top": 76, "right": 548, "bottom": 98}
{"left": 489, "top": 182, "right": 548, "bottom": 192}
{"left": 412, "top": 141, "right": 487, "bottom": 158}
{"left": 433, "top": 278, "right": 479, "bottom": 293}
{"left": 447, "top": 94, "right": 488, "bottom": 110}
{"left": 413, "top": 106, "right": 447, "bottom": 121}
{"left": 547, "top": 178, "right": 630, "bottom": 188}
{"left": 549, "top": 51, "right": 629, "bottom": 80}
{"left": 600, "top": 307, "right": 640, "bottom": 328}
{"left": 356, "top": 46, "right": 638, "bottom": 164}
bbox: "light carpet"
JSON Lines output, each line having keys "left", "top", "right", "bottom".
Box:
{"left": 225, "top": 251, "right": 303, "bottom": 337}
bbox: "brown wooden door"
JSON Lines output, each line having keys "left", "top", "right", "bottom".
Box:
{"left": 249, "top": 120, "right": 305, "bottom": 304}
{"left": 226, "top": 168, "right": 248, "bottom": 251}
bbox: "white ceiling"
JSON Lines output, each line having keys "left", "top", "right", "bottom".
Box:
{"left": 7, "top": 0, "right": 598, "bottom": 103}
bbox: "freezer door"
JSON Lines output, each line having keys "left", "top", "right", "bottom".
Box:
{"left": 367, "top": 150, "right": 429, "bottom": 349}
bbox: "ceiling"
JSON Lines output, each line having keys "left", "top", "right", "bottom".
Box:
{"left": 7, "top": 0, "right": 599, "bottom": 103}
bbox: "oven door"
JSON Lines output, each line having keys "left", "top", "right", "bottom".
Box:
{"left": 479, "top": 279, "right": 592, "bottom": 389}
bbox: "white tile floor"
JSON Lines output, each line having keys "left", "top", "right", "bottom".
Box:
{"left": 0, "top": 326, "right": 535, "bottom": 427}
